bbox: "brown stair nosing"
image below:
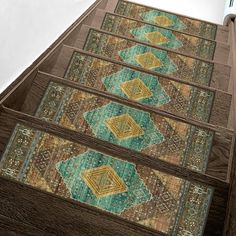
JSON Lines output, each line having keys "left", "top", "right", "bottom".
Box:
{"left": 92, "top": 9, "right": 230, "bottom": 64}
{"left": 17, "top": 70, "right": 233, "bottom": 182}
{"left": 0, "top": 214, "right": 54, "bottom": 236}
{"left": 74, "top": 24, "right": 231, "bottom": 92}
{"left": 103, "top": 0, "right": 229, "bottom": 43}
{"left": 38, "top": 45, "right": 232, "bottom": 128}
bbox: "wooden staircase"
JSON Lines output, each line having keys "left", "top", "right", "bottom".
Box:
{"left": 0, "top": 1, "right": 235, "bottom": 235}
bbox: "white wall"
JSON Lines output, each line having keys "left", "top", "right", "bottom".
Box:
{"left": 0, "top": 0, "right": 96, "bottom": 94}
{"left": 130, "top": 0, "right": 226, "bottom": 24}
{"left": 0, "top": 0, "right": 226, "bottom": 94}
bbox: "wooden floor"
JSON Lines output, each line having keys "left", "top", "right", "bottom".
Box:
{"left": 0, "top": 0, "right": 235, "bottom": 235}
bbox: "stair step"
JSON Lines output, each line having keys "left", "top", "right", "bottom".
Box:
{"left": 0, "top": 108, "right": 229, "bottom": 236}
{"left": 39, "top": 45, "right": 232, "bottom": 128}
{"left": 10, "top": 70, "right": 232, "bottom": 183}
{"left": 0, "top": 0, "right": 234, "bottom": 235}
{"left": 91, "top": 10, "right": 230, "bottom": 64}
{"left": 103, "top": 0, "right": 229, "bottom": 43}
{"left": 65, "top": 24, "right": 231, "bottom": 92}
{"left": 104, "top": 0, "right": 229, "bottom": 43}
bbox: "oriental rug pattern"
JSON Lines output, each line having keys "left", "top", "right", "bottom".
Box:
{"left": 32, "top": 82, "right": 214, "bottom": 173}
{"left": 0, "top": 124, "right": 213, "bottom": 236}
{"left": 101, "top": 14, "right": 216, "bottom": 60}
{"left": 83, "top": 29, "right": 214, "bottom": 86}
{"left": 65, "top": 52, "right": 214, "bottom": 122}
{"left": 115, "top": 0, "right": 217, "bottom": 40}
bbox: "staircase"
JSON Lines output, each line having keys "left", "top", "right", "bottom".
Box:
{"left": 0, "top": 0, "right": 235, "bottom": 235}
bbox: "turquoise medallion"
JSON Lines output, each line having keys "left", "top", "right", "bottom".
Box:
{"left": 56, "top": 150, "right": 152, "bottom": 214}
{"left": 118, "top": 44, "right": 177, "bottom": 74}
{"left": 83, "top": 102, "right": 165, "bottom": 151}
{"left": 102, "top": 68, "right": 171, "bottom": 107}
{"left": 130, "top": 25, "right": 183, "bottom": 49}
{"left": 140, "top": 10, "right": 187, "bottom": 30}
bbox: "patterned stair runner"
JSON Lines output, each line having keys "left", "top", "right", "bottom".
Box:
{"left": 0, "top": 1, "right": 232, "bottom": 236}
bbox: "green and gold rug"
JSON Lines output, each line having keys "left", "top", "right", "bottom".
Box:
{"left": 83, "top": 29, "right": 214, "bottom": 85}
{"left": 65, "top": 52, "right": 214, "bottom": 122}
{"left": 115, "top": 0, "right": 217, "bottom": 40}
{"left": 30, "top": 81, "right": 214, "bottom": 172}
{"left": 0, "top": 124, "right": 213, "bottom": 235}
{"left": 101, "top": 14, "right": 216, "bottom": 60}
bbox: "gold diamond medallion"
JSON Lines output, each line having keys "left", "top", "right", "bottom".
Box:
{"left": 154, "top": 16, "right": 174, "bottom": 27}
{"left": 105, "top": 114, "right": 144, "bottom": 140}
{"left": 120, "top": 78, "right": 153, "bottom": 100}
{"left": 145, "top": 31, "right": 169, "bottom": 45}
{"left": 135, "top": 52, "right": 163, "bottom": 70}
{"left": 81, "top": 165, "right": 127, "bottom": 197}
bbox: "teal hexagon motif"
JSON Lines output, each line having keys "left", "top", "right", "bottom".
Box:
{"left": 102, "top": 68, "right": 171, "bottom": 107}
{"left": 130, "top": 25, "right": 183, "bottom": 49}
{"left": 56, "top": 150, "right": 152, "bottom": 214}
{"left": 140, "top": 10, "right": 187, "bottom": 31}
{"left": 118, "top": 44, "right": 177, "bottom": 74}
{"left": 83, "top": 102, "right": 165, "bottom": 151}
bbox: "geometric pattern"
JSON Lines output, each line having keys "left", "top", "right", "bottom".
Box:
{"left": 120, "top": 78, "right": 153, "bottom": 100}
{"left": 130, "top": 25, "right": 183, "bottom": 49}
{"left": 56, "top": 150, "right": 152, "bottom": 214}
{"left": 34, "top": 81, "right": 214, "bottom": 174}
{"left": 154, "top": 15, "right": 175, "bottom": 27}
{"left": 81, "top": 165, "right": 128, "bottom": 198}
{"left": 119, "top": 45, "right": 177, "bottom": 74}
{"left": 64, "top": 52, "right": 214, "bottom": 122}
{"left": 105, "top": 114, "right": 144, "bottom": 140}
{"left": 83, "top": 30, "right": 214, "bottom": 85}
{"left": 115, "top": 0, "right": 217, "bottom": 40}
{"left": 141, "top": 10, "right": 187, "bottom": 31}
{"left": 103, "top": 68, "right": 170, "bottom": 106}
{"left": 101, "top": 14, "right": 216, "bottom": 60}
{"left": 83, "top": 102, "right": 165, "bottom": 151}
{"left": 145, "top": 31, "right": 169, "bottom": 45}
{"left": 135, "top": 52, "right": 164, "bottom": 69}
{"left": 0, "top": 124, "right": 214, "bottom": 235}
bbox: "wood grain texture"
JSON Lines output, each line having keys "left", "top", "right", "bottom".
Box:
{"left": 0, "top": 215, "right": 53, "bottom": 236}
{"left": 223, "top": 21, "right": 236, "bottom": 236}
{"left": 0, "top": 175, "right": 165, "bottom": 236}
{"left": 215, "top": 25, "right": 229, "bottom": 43}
